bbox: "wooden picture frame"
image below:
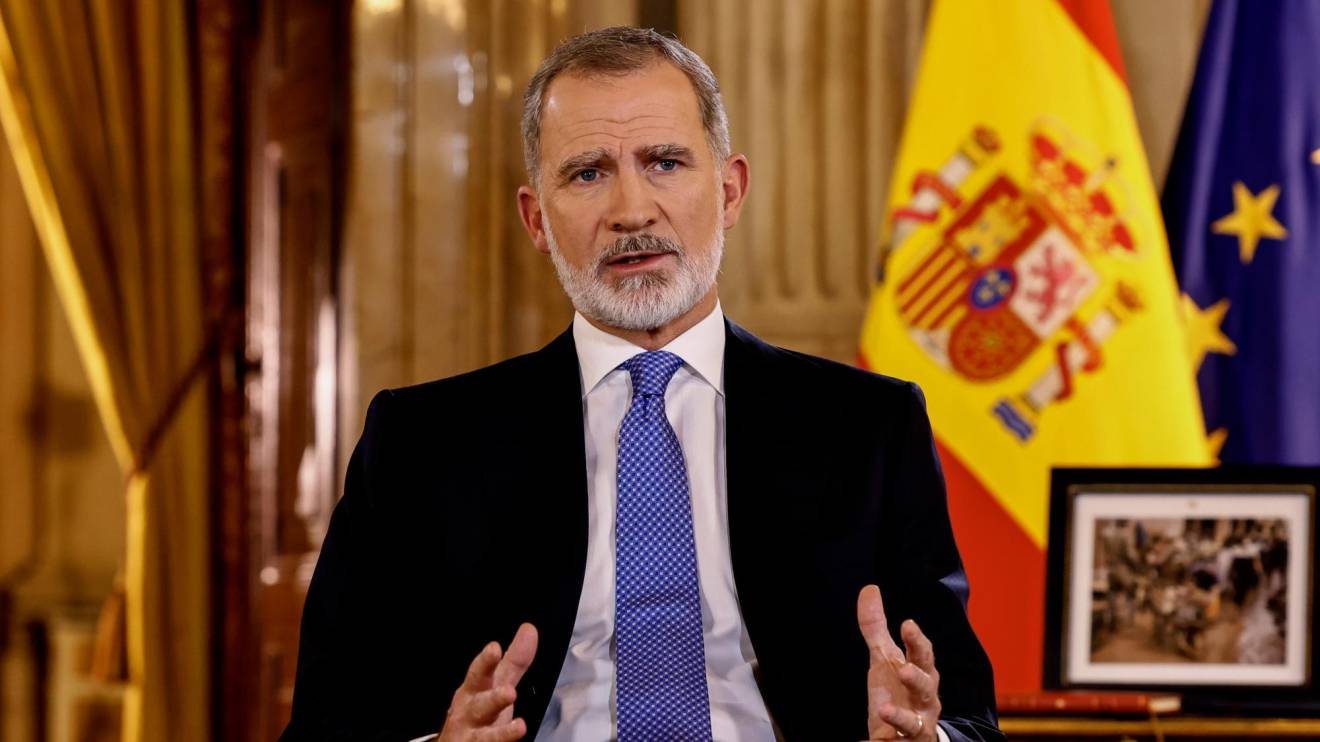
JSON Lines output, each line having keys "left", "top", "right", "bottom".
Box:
{"left": 1044, "top": 467, "right": 1320, "bottom": 715}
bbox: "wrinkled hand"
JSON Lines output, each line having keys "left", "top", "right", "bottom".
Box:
{"left": 437, "top": 623, "right": 538, "bottom": 742}
{"left": 858, "top": 585, "right": 941, "bottom": 741}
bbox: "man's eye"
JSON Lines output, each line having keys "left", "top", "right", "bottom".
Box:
{"left": 656, "top": 159, "right": 679, "bottom": 172}
{"left": 576, "top": 168, "right": 599, "bottom": 182}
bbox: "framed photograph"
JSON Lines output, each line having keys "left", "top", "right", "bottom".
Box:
{"left": 1044, "top": 467, "right": 1320, "bottom": 713}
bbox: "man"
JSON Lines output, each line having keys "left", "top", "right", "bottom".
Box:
{"left": 283, "top": 27, "right": 1002, "bottom": 742}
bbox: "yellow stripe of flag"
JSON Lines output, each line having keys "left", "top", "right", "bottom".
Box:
{"left": 861, "top": 0, "right": 1210, "bottom": 548}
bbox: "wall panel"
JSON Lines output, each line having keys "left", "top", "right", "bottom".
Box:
{"left": 679, "top": 0, "right": 930, "bottom": 362}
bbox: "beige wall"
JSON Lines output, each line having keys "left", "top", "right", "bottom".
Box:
{"left": 342, "top": 0, "right": 1211, "bottom": 437}
{"left": 681, "top": 0, "right": 931, "bottom": 360}
{"left": 1112, "top": 0, "right": 1212, "bottom": 187}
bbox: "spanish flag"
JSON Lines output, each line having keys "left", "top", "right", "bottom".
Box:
{"left": 859, "top": 0, "right": 1210, "bottom": 691}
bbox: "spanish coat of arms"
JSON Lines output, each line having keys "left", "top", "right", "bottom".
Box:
{"left": 882, "top": 123, "right": 1144, "bottom": 442}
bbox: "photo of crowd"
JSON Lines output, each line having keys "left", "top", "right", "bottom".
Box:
{"left": 1089, "top": 518, "right": 1289, "bottom": 665}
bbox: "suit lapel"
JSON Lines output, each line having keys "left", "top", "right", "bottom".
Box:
{"left": 723, "top": 319, "right": 841, "bottom": 718}
{"left": 723, "top": 318, "right": 780, "bottom": 559}
{"left": 509, "top": 327, "right": 590, "bottom": 733}
{"left": 723, "top": 319, "right": 810, "bottom": 612}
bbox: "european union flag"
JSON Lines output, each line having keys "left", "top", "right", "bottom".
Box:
{"left": 1162, "top": 0, "right": 1320, "bottom": 465}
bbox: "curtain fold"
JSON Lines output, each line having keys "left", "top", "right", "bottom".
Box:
{"left": 0, "top": 3, "right": 210, "bottom": 741}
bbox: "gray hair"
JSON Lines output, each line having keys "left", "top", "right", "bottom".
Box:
{"left": 521, "top": 26, "right": 731, "bottom": 190}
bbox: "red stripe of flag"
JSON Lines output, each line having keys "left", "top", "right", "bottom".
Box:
{"left": 857, "top": 353, "right": 1045, "bottom": 692}
{"left": 1056, "top": 0, "right": 1128, "bottom": 83}
{"left": 899, "top": 243, "right": 957, "bottom": 295}
{"left": 920, "top": 271, "right": 974, "bottom": 328}
{"left": 935, "top": 439, "right": 1045, "bottom": 693}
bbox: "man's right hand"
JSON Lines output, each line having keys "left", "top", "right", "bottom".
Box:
{"left": 438, "top": 623, "right": 539, "bottom": 742}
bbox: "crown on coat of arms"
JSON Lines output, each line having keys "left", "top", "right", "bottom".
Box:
{"left": 1028, "top": 130, "right": 1136, "bottom": 258}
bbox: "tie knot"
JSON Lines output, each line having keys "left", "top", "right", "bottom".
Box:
{"left": 622, "top": 351, "right": 685, "bottom": 398}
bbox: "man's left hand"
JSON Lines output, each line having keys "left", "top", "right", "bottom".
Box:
{"left": 857, "top": 585, "right": 942, "bottom": 741}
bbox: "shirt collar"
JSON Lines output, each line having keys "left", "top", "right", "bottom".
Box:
{"left": 572, "top": 301, "right": 726, "bottom": 397}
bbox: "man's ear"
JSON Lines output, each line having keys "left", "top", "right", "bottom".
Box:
{"left": 517, "top": 185, "right": 551, "bottom": 255}
{"left": 719, "top": 154, "right": 750, "bottom": 230}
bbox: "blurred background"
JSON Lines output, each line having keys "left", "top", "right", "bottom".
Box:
{"left": 1, "top": 0, "right": 1287, "bottom": 740}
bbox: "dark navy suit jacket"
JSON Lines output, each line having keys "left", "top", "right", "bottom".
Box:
{"left": 282, "top": 319, "right": 1004, "bottom": 741}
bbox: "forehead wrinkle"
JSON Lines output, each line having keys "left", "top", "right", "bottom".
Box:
{"left": 552, "top": 123, "right": 701, "bottom": 162}
{"left": 557, "top": 127, "right": 685, "bottom": 153}
{"left": 556, "top": 114, "right": 688, "bottom": 141}
{"left": 555, "top": 112, "right": 701, "bottom": 146}
{"left": 546, "top": 97, "right": 689, "bottom": 128}
{"left": 567, "top": 109, "right": 683, "bottom": 126}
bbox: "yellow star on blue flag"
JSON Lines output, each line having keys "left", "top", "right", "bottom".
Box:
{"left": 1162, "top": 0, "right": 1320, "bottom": 465}
{"left": 1210, "top": 181, "right": 1288, "bottom": 264}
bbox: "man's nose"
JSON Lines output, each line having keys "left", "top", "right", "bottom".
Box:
{"left": 607, "top": 169, "right": 658, "bottom": 233}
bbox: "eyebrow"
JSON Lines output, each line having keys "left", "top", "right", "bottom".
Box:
{"left": 556, "top": 148, "right": 613, "bottom": 182}
{"left": 639, "top": 143, "right": 694, "bottom": 162}
{"left": 555, "top": 143, "right": 697, "bottom": 183}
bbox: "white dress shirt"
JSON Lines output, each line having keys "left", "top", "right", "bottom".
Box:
{"left": 535, "top": 302, "right": 776, "bottom": 741}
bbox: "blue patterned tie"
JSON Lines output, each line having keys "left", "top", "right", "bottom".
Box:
{"left": 614, "top": 351, "right": 713, "bottom": 741}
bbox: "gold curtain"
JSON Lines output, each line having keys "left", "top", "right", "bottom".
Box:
{"left": 0, "top": 3, "right": 210, "bottom": 742}
{"left": 346, "top": 0, "right": 636, "bottom": 425}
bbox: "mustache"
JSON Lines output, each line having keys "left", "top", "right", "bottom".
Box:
{"left": 593, "top": 233, "right": 683, "bottom": 270}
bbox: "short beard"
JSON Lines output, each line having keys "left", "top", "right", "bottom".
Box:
{"left": 545, "top": 220, "right": 723, "bottom": 332}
